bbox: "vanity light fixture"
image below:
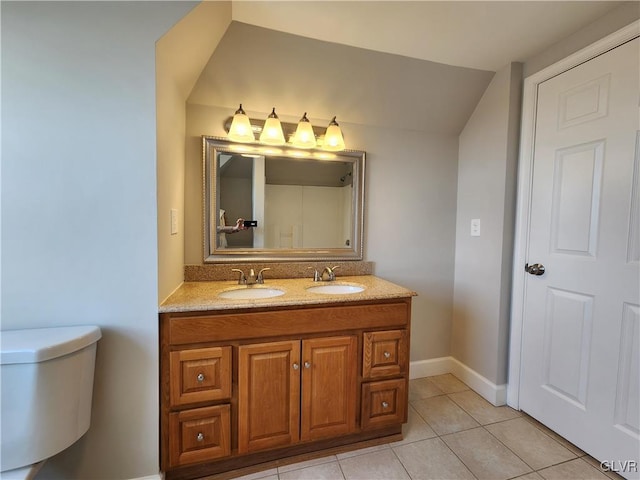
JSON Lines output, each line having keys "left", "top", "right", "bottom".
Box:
{"left": 322, "top": 117, "right": 346, "bottom": 151}
{"left": 292, "top": 112, "right": 317, "bottom": 149}
{"left": 227, "top": 104, "right": 255, "bottom": 143}
{"left": 259, "top": 107, "right": 286, "bottom": 145}
{"left": 224, "top": 106, "right": 346, "bottom": 151}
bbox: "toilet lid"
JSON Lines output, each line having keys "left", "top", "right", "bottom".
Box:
{"left": 0, "top": 325, "right": 102, "bottom": 364}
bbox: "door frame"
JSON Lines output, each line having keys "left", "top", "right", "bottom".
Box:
{"left": 507, "top": 20, "right": 639, "bottom": 409}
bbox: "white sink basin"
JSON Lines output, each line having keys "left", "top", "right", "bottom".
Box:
{"left": 306, "top": 284, "right": 365, "bottom": 295}
{"left": 218, "top": 287, "right": 285, "bottom": 300}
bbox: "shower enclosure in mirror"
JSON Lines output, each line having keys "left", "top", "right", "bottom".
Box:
{"left": 203, "top": 137, "right": 365, "bottom": 262}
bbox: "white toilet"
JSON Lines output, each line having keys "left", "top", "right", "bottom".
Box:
{"left": 0, "top": 325, "right": 102, "bottom": 479}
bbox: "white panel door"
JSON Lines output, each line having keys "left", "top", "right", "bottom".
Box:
{"left": 520, "top": 37, "right": 639, "bottom": 479}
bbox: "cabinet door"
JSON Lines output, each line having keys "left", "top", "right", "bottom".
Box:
{"left": 361, "top": 378, "right": 407, "bottom": 430}
{"left": 170, "top": 347, "right": 231, "bottom": 406}
{"left": 238, "top": 340, "right": 300, "bottom": 453}
{"left": 301, "top": 336, "right": 357, "bottom": 440}
{"left": 363, "top": 330, "right": 408, "bottom": 379}
{"left": 168, "top": 404, "right": 231, "bottom": 467}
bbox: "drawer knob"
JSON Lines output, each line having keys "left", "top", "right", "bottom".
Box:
{"left": 292, "top": 363, "right": 299, "bottom": 370}
{"left": 382, "top": 401, "right": 389, "bottom": 408}
{"left": 196, "top": 432, "right": 204, "bottom": 442}
{"left": 196, "top": 373, "right": 205, "bottom": 382}
{"left": 383, "top": 351, "right": 391, "bottom": 359}
{"left": 304, "top": 361, "right": 311, "bottom": 369}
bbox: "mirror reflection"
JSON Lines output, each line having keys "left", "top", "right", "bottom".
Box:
{"left": 203, "top": 137, "right": 365, "bottom": 262}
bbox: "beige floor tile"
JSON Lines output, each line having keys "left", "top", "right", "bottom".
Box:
{"left": 521, "top": 414, "right": 586, "bottom": 456}
{"left": 412, "top": 395, "right": 479, "bottom": 435}
{"left": 230, "top": 469, "right": 279, "bottom": 480}
{"left": 513, "top": 473, "right": 544, "bottom": 480}
{"left": 537, "top": 458, "right": 610, "bottom": 479}
{"left": 442, "top": 427, "right": 532, "bottom": 480}
{"left": 335, "top": 443, "right": 389, "bottom": 460}
{"left": 390, "top": 405, "right": 437, "bottom": 446}
{"left": 393, "top": 437, "right": 475, "bottom": 479}
{"left": 448, "top": 390, "right": 521, "bottom": 425}
{"left": 426, "top": 374, "right": 469, "bottom": 394}
{"left": 278, "top": 455, "right": 338, "bottom": 473}
{"left": 485, "top": 417, "right": 576, "bottom": 470}
{"left": 408, "top": 377, "right": 445, "bottom": 401}
{"left": 279, "top": 461, "right": 345, "bottom": 480}
{"left": 582, "top": 456, "right": 626, "bottom": 480}
{"left": 339, "top": 448, "right": 410, "bottom": 480}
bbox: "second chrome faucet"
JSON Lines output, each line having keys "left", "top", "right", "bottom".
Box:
{"left": 309, "top": 265, "right": 340, "bottom": 282}
{"left": 231, "top": 267, "right": 270, "bottom": 285}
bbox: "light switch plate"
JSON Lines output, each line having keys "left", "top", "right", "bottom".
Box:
{"left": 471, "top": 218, "right": 481, "bottom": 237}
{"left": 170, "top": 209, "right": 178, "bottom": 235}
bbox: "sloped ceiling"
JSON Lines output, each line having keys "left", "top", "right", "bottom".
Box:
{"left": 188, "top": 22, "right": 495, "bottom": 134}
{"left": 187, "top": 1, "right": 631, "bottom": 135}
{"left": 231, "top": 1, "right": 628, "bottom": 71}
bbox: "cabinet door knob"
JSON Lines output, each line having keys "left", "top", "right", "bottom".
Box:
{"left": 196, "top": 373, "right": 205, "bottom": 382}
{"left": 381, "top": 401, "right": 389, "bottom": 408}
{"left": 304, "top": 361, "right": 311, "bottom": 369}
{"left": 292, "top": 363, "right": 299, "bottom": 370}
{"left": 196, "top": 432, "right": 204, "bottom": 442}
{"left": 383, "top": 351, "right": 391, "bottom": 359}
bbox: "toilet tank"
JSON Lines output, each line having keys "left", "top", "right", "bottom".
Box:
{"left": 0, "top": 325, "right": 102, "bottom": 472}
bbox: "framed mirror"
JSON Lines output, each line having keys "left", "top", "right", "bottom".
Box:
{"left": 203, "top": 137, "right": 365, "bottom": 262}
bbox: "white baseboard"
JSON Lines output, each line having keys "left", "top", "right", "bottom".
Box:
{"left": 409, "top": 356, "right": 452, "bottom": 379}
{"left": 410, "top": 356, "right": 508, "bottom": 406}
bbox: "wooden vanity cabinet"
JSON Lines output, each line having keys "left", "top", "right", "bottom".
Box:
{"left": 160, "top": 297, "right": 411, "bottom": 480}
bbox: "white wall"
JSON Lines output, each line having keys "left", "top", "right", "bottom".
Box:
{"left": 1, "top": 2, "right": 195, "bottom": 478}
{"left": 523, "top": 2, "right": 640, "bottom": 77}
{"left": 157, "top": 1, "right": 232, "bottom": 302}
{"left": 451, "top": 63, "right": 522, "bottom": 387}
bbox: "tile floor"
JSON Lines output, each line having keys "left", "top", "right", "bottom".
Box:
{"left": 231, "top": 374, "right": 624, "bottom": 480}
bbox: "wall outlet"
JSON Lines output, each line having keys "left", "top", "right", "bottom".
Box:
{"left": 471, "top": 218, "right": 481, "bottom": 237}
{"left": 170, "top": 209, "right": 178, "bottom": 235}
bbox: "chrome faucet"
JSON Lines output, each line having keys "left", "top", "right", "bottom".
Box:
{"left": 256, "top": 268, "right": 270, "bottom": 284}
{"left": 231, "top": 268, "right": 246, "bottom": 285}
{"left": 246, "top": 269, "right": 258, "bottom": 285}
{"left": 321, "top": 265, "right": 340, "bottom": 282}
{"left": 231, "top": 268, "right": 270, "bottom": 285}
{"left": 308, "top": 267, "right": 321, "bottom": 282}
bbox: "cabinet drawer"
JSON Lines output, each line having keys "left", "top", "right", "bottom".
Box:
{"left": 168, "top": 404, "right": 231, "bottom": 467}
{"left": 361, "top": 379, "right": 407, "bottom": 430}
{"left": 362, "top": 330, "right": 408, "bottom": 379}
{"left": 170, "top": 347, "right": 231, "bottom": 406}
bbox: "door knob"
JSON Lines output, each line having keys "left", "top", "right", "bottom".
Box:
{"left": 525, "top": 263, "right": 545, "bottom": 276}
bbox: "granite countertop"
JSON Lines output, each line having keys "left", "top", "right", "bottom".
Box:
{"left": 159, "top": 275, "right": 416, "bottom": 313}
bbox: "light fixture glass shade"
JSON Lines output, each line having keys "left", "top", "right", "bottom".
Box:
{"left": 259, "top": 107, "right": 286, "bottom": 145}
{"left": 227, "top": 104, "right": 255, "bottom": 143}
{"left": 292, "top": 112, "right": 317, "bottom": 148}
{"left": 322, "top": 116, "right": 345, "bottom": 151}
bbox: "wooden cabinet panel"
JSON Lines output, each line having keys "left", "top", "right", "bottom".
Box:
{"left": 361, "top": 379, "right": 407, "bottom": 430}
{"left": 168, "top": 301, "right": 409, "bottom": 345}
{"left": 168, "top": 405, "right": 230, "bottom": 467}
{"left": 238, "top": 340, "right": 301, "bottom": 454}
{"left": 301, "top": 336, "right": 358, "bottom": 441}
{"left": 170, "top": 347, "right": 231, "bottom": 406}
{"left": 363, "top": 330, "right": 408, "bottom": 379}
